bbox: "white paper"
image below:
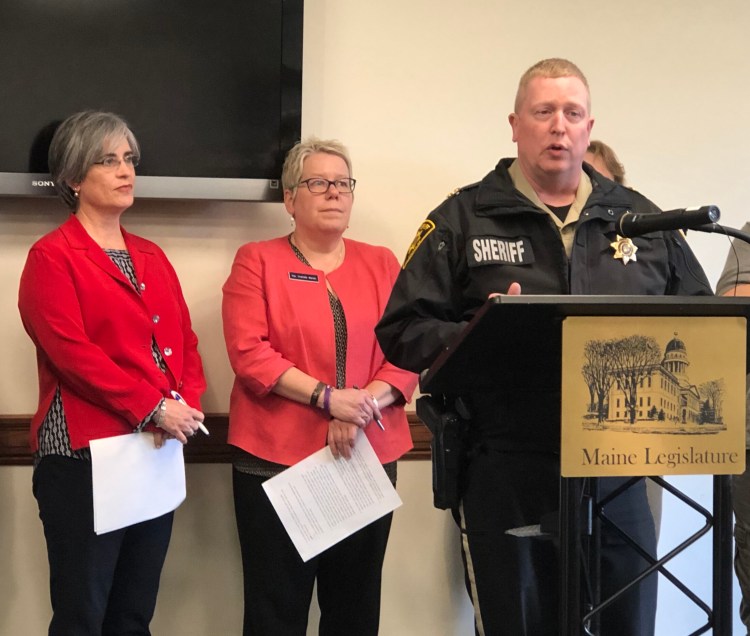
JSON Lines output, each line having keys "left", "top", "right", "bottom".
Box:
{"left": 262, "top": 430, "right": 402, "bottom": 562}
{"left": 90, "top": 433, "right": 186, "bottom": 535}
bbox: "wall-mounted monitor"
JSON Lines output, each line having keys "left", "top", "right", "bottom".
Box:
{"left": 0, "top": 0, "right": 302, "bottom": 202}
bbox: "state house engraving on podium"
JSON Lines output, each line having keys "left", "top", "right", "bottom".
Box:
{"left": 561, "top": 316, "right": 746, "bottom": 478}
{"left": 419, "top": 294, "right": 750, "bottom": 636}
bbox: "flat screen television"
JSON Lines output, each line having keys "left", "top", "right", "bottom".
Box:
{"left": 0, "top": 0, "right": 302, "bottom": 202}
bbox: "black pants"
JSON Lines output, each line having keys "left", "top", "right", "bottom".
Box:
{"left": 458, "top": 449, "right": 657, "bottom": 636}
{"left": 33, "top": 456, "right": 174, "bottom": 636}
{"left": 233, "top": 468, "right": 393, "bottom": 636}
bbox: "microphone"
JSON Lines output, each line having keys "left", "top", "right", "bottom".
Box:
{"left": 616, "top": 205, "right": 720, "bottom": 238}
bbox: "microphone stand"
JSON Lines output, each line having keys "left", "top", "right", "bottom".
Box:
{"left": 690, "top": 223, "right": 750, "bottom": 246}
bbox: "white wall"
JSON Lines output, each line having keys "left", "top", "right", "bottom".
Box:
{"left": 2, "top": 0, "right": 750, "bottom": 633}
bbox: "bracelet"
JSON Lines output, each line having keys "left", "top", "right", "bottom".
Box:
{"left": 310, "top": 381, "right": 326, "bottom": 407}
{"left": 323, "top": 385, "right": 333, "bottom": 416}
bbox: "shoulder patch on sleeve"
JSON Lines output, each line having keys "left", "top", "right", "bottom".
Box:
{"left": 402, "top": 220, "right": 436, "bottom": 269}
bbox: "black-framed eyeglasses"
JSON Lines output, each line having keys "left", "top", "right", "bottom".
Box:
{"left": 297, "top": 177, "right": 356, "bottom": 194}
{"left": 92, "top": 154, "right": 140, "bottom": 170}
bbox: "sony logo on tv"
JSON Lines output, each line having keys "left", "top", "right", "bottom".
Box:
{"left": 31, "top": 180, "right": 54, "bottom": 187}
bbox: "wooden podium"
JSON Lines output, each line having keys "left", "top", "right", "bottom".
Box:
{"left": 420, "top": 294, "right": 750, "bottom": 636}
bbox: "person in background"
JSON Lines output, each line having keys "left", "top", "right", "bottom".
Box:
{"left": 584, "top": 139, "right": 626, "bottom": 185}
{"left": 716, "top": 228, "right": 750, "bottom": 634}
{"left": 222, "top": 137, "right": 417, "bottom": 635}
{"left": 376, "top": 58, "right": 713, "bottom": 635}
{"left": 18, "top": 110, "right": 206, "bottom": 635}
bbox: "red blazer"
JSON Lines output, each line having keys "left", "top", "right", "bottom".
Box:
{"left": 222, "top": 236, "right": 418, "bottom": 465}
{"left": 18, "top": 214, "right": 206, "bottom": 451}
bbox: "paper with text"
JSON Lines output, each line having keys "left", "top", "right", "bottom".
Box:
{"left": 90, "top": 433, "right": 186, "bottom": 535}
{"left": 262, "top": 430, "right": 402, "bottom": 562}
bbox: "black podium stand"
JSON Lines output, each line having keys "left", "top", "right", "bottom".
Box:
{"left": 420, "top": 294, "right": 750, "bottom": 636}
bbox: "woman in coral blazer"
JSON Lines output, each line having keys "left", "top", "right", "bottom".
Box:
{"left": 223, "top": 137, "right": 417, "bottom": 636}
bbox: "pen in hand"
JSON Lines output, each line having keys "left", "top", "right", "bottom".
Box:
{"left": 170, "top": 390, "right": 210, "bottom": 436}
{"left": 353, "top": 386, "right": 385, "bottom": 431}
{"left": 371, "top": 397, "right": 385, "bottom": 431}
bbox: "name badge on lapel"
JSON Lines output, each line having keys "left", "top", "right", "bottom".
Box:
{"left": 289, "top": 272, "right": 319, "bottom": 283}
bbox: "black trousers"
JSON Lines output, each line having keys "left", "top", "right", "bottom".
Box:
{"left": 233, "top": 468, "right": 393, "bottom": 636}
{"left": 458, "top": 449, "right": 657, "bottom": 636}
{"left": 33, "top": 456, "right": 174, "bottom": 636}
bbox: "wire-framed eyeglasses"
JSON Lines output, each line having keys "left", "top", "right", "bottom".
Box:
{"left": 92, "top": 154, "right": 140, "bottom": 170}
{"left": 297, "top": 177, "right": 356, "bottom": 194}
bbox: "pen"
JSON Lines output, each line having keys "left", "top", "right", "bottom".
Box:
{"left": 371, "top": 397, "right": 385, "bottom": 432}
{"left": 170, "top": 390, "right": 210, "bottom": 436}
{"left": 354, "top": 386, "right": 385, "bottom": 431}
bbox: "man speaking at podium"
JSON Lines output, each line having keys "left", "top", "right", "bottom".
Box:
{"left": 376, "top": 58, "right": 712, "bottom": 635}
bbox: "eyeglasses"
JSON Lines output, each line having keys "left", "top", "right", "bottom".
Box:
{"left": 92, "top": 154, "right": 140, "bottom": 170}
{"left": 297, "top": 177, "right": 356, "bottom": 194}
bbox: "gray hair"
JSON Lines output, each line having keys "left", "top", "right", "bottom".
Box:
{"left": 281, "top": 137, "right": 352, "bottom": 193}
{"left": 48, "top": 111, "right": 140, "bottom": 210}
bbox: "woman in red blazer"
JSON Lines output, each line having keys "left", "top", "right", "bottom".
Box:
{"left": 223, "top": 138, "right": 418, "bottom": 635}
{"left": 18, "top": 111, "right": 206, "bottom": 636}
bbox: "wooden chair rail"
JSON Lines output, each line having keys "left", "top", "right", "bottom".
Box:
{"left": 0, "top": 413, "right": 431, "bottom": 465}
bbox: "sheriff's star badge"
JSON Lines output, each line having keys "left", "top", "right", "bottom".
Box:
{"left": 610, "top": 236, "right": 638, "bottom": 264}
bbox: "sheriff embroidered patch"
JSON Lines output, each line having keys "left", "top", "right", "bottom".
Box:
{"left": 467, "top": 235, "right": 534, "bottom": 266}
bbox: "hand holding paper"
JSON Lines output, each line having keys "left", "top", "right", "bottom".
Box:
{"left": 90, "top": 432, "right": 186, "bottom": 535}
{"left": 262, "top": 429, "right": 402, "bottom": 562}
{"left": 327, "top": 418, "right": 358, "bottom": 459}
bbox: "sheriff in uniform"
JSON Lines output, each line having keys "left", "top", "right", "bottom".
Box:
{"left": 376, "top": 58, "right": 712, "bottom": 636}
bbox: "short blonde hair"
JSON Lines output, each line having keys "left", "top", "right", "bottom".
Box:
{"left": 514, "top": 58, "right": 590, "bottom": 113}
{"left": 587, "top": 140, "right": 626, "bottom": 185}
{"left": 281, "top": 137, "right": 352, "bottom": 192}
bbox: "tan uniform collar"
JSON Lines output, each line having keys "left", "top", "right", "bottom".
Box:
{"left": 508, "top": 159, "right": 592, "bottom": 257}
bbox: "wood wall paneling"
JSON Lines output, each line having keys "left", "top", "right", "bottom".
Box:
{"left": 0, "top": 413, "right": 431, "bottom": 465}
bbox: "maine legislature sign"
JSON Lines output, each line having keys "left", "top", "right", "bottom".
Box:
{"left": 560, "top": 316, "right": 746, "bottom": 477}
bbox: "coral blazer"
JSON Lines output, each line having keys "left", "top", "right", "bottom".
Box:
{"left": 18, "top": 214, "right": 206, "bottom": 451}
{"left": 222, "top": 236, "right": 417, "bottom": 465}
